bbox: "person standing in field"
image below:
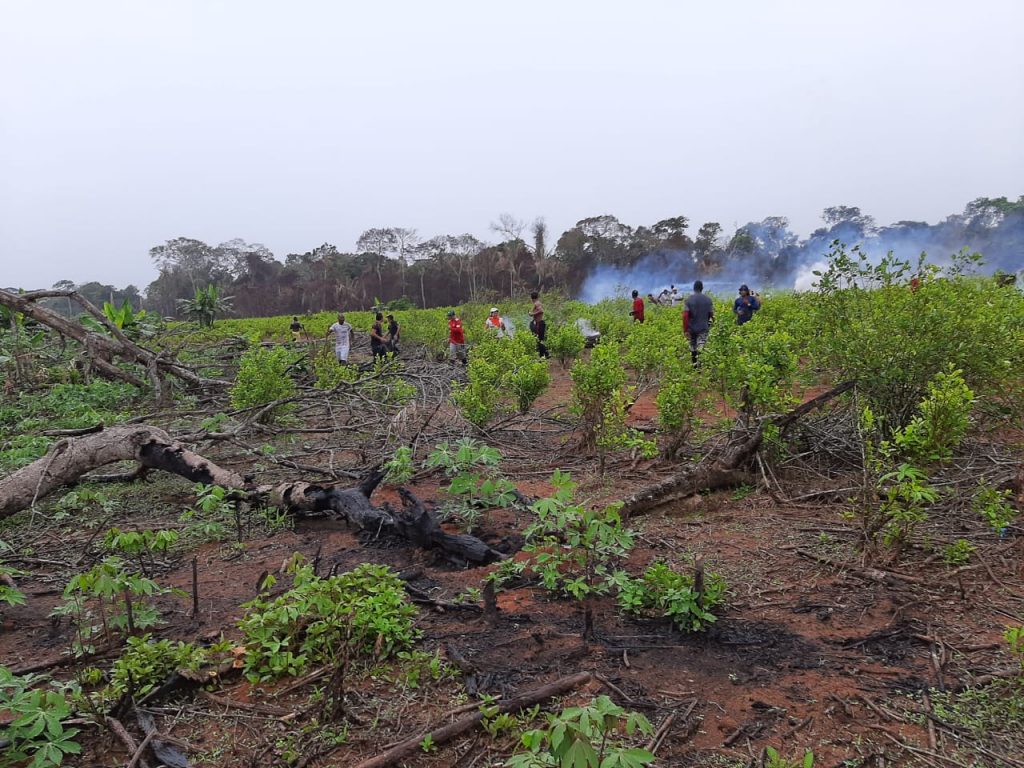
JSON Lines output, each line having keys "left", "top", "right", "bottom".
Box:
{"left": 630, "top": 290, "right": 645, "bottom": 323}
{"left": 733, "top": 284, "right": 761, "bottom": 325}
{"left": 447, "top": 310, "right": 467, "bottom": 365}
{"left": 386, "top": 313, "right": 401, "bottom": 354}
{"left": 370, "top": 312, "right": 389, "bottom": 361}
{"left": 683, "top": 280, "right": 714, "bottom": 366}
{"left": 528, "top": 291, "right": 549, "bottom": 358}
{"left": 326, "top": 313, "right": 354, "bottom": 364}
{"left": 485, "top": 307, "right": 508, "bottom": 338}
{"left": 289, "top": 316, "right": 305, "bottom": 341}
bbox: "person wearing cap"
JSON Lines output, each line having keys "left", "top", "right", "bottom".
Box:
{"left": 484, "top": 307, "right": 509, "bottom": 338}
{"left": 386, "top": 313, "right": 400, "bottom": 354}
{"left": 447, "top": 310, "right": 467, "bottom": 365}
{"left": 733, "top": 284, "right": 761, "bottom": 326}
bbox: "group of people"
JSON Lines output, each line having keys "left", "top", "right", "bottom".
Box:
{"left": 319, "top": 281, "right": 759, "bottom": 369}
{"left": 631, "top": 283, "right": 761, "bottom": 365}
{"left": 321, "top": 312, "right": 400, "bottom": 364}
{"left": 446, "top": 291, "right": 549, "bottom": 365}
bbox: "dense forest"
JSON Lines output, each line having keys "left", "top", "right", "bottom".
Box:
{"left": 13, "top": 195, "right": 1024, "bottom": 318}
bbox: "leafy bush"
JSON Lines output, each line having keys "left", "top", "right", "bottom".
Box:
{"left": 546, "top": 322, "right": 585, "bottom": 367}
{"left": 107, "top": 635, "right": 212, "bottom": 699}
{"left": 655, "top": 358, "right": 699, "bottom": 457}
{"left": 615, "top": 560, "right": 727, "bottom": 632}
{"left": 812, "top": 244, "right": 1022, "bottom": 431}
{"left": 886, "top": 367, "right": 974, "bottom": 462}
{"left": 507, "top": 695, "right": 654, "bottom": 768}
{"left": 454, "top": 333, "right": 549, "bottom": 425}
{"left": 943, "top": 539, "right": 975, "bottom": 567}
{"left": 230, "top": 344, "right": 297, "bottom": 421}
{"left": 0, "top": 539, "right": 26, "bottom": 608}
{"left": 238, "top": 561, "right": 419, "bottom": 681}
{"left": 52, "top": 557, "right": 174, "bottom": 655}
{"left": 102, "top": 528, "right": 179, "bottom": 576}
{"left": 0, "top": 667, "right": 81, "bottom": 768}
{"left": 383, "top": 446, "right": 414, "bottom": 484}
{"left": 313, "top": 350, "right": 359, "bottom": 390}
{"left": 571, "top": 344, "right": 654, "bottom": 471}
{"left": 523, "top": 470, "right": 634, "bottom": 638}
{"left": 973, "top": 485, "right": 1017, "bottom": 533}
{"left": 427, "top": 439, "right": 517, "bottom": 531}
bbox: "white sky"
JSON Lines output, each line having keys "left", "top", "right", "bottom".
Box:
{"left": 2, "top": 0, "right": 1022, "bottom": 290}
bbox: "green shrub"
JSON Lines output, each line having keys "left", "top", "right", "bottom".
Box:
{"left": 238, "top": 561, "right": 419, "bottom": 681}
{"left": 507, "top": 695, "right": 654, "bottom": 768}
{"left": 546, "top": 322, "right": 585, "bottom": 367}
{"left": 454, "top": 333, "right": 549, "bottom": 425}
{"left": 887, "top": 367, "right": 974, "bottom": 462}
{"left": 614, "top": 560, "right": 726, "bottom": 632}
{"left": 973, "top": 485, "right": 1017, "bottom": 533}
{"left": 0, "top": 667, "right": 81, "bottom": 768}
{"left": 230, "top": 344, "right": 297, "bottom": 420}
{"left": 655, "top": 358, "right": 699, "bottom": 457}
{"left": 108, "top": 635, "right": 211, "bottom": 699}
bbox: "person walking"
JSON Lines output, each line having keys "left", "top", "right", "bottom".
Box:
{"left": 386, "top": 313, "right": 401, "bottom": 354}
{"left": 289, "top": 316, "right": 305, "bottom": 341}
{"left": 733, "top": 285, "right": 761, "bottom": 325}
{"left": 447, "top": 310, "right": 467, "bottom": 365}
{"left": 683, "top": 280, "right": 714, "bottom": 366}
{"left": 326, "top": 313, "right": 354, "bottom": 364}
{"left": 630, "top": 290, "right": 645, "bottom": 323}
{"left": 485, "top": 307, "right": 508, "bottom": 338}
{"left": 528, "top": 292, "right": 549, "bottom": 358}
{"left": 370, "top": 312, "right": 389, "bottom": 361}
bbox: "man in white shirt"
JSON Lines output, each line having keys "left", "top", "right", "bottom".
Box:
{"left": 326, "top": 313, "right": 354, "bottom": 363}
{"left": 484, "top": 307, "right": 509, "bottom": 338}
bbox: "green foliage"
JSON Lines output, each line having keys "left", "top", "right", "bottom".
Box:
{"left": 383, "top": 445, "right": 414, "bottom": 484}
{"left": 103, "top": 528, "right": 179, "bottom": 576}
{"left": 813, "top": 244, "right": 1022, "bottom": 431}
{"left": 942, "top": 539, "right": 975, "bottom": 567}
{"left": 313, "top": 350, "right": 359, "bottom": 390}
{"left": 546, "top": 322, "right": 586, "bottom": 367}
{"left": 0, "top": 667, "right": 81, "bottom": 768}
{"left": 178, "top": 284, "right": 233, "bottom": 327}
{"left": 238, "top": 561, "right": 419, "bottom": 681}
{"left": 929, "top": 679, "right": 1024, "bottom": 751}
{"left": 886, "top": 367, "right": 974, "bottom": 462}
{"left": 507, "top": 695, "right": 655, "bottom": 768}
{"left": 1006, "top": 626, "right": 1024, "bottom": 671}
{"left": 655, "top": 357, "right": 698, "bottom": 456}
{"left": 973, "top": 485, "right": 1017, "bottom": 532}
{"left": 107, "top": 634, "right": 212, "bottom": 699}
{"left": 52, "top": 557, "right": 173, "bottom": 655}
{"left": 230, "top": 344, "right": 297, "bottom": 421}
{"left": 765, "top": 746, "right": 815, "bottom": 768}
{"left": 427, "top": 439, "right": 516, "bottom": 531}
{"left": 180, "top": 484, "right": 236, "bottom": 542}
{"left": 878, "top": 463, "right": 938, "bottom": 553}
{"left": 614, "top": 560, "right": 727, "bottom": 632}
{"left": 454, "top": 333, "right": 550, "bottom": 425}
{"left": 571, "top": 344, "right": 654, "bottom": 470}
{"left": 0, "top": 538, "right": 26, "bottom": 608}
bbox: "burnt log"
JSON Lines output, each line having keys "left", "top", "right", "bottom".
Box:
{"left": 269, "top": 478, "right": 504, "bottom": 566}
{"left": 0, "top": 424, "right": 503, "bottom": 565}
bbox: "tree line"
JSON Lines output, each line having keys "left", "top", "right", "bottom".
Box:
{"left": 30, "top": 196, "right": 1024, "bottom": 318}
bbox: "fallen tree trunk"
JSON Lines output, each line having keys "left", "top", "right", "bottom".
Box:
{"left": 621, "top": 381, "right": 856, "bottom": 517}
{"left": 270, "top": 476, "right": 504, "bottom": 565}
{"left": 0, "top": 288, "right": 226, "bottom": 389}
{"left": 0, "top": 424, "right": 502, "bottom": 565}
{"left": 352, "top": 671, "right": 594, "bottom": 768}
{"left": 0, "top": 424, "right": 247, "bottom": 518}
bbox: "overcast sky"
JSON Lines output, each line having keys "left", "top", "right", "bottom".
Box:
{"left": 2, "top": 0, "right": 1022, "bottom": 290}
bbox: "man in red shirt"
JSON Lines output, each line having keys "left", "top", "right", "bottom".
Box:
{"left": 630, "top": 290, "right": 645, "bottom": 323}
{"left": 447, "top": 310, "right": 467, "bottom": 366}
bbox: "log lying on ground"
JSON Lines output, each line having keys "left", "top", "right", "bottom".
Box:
{"left": 0, "top": 287, "right": 225, "bottom": 390}
{"left": 0, "top": 424, "right": 247, "bottom": 519}
{"left": 621, "top": 381, "right": 856, "bottom": 517}
{"left": 0, "top": 424, "right": 502, "bottom": 565}
{"left": 270, "top": 475, "right": 504, "bottom": 565}
{"left": 352, "top": 671, "right": 594, "bottom": 768}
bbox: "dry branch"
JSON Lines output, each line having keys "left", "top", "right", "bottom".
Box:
{"left": 620, "top": 381, "right": 855, "bottom": 517}
{"left": 351, "top": 671, "right": 594, "bottom": 768}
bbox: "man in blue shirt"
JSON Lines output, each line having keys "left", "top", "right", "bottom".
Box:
{"left": 733, "top": 285, "right": 761, "bottom": 325}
